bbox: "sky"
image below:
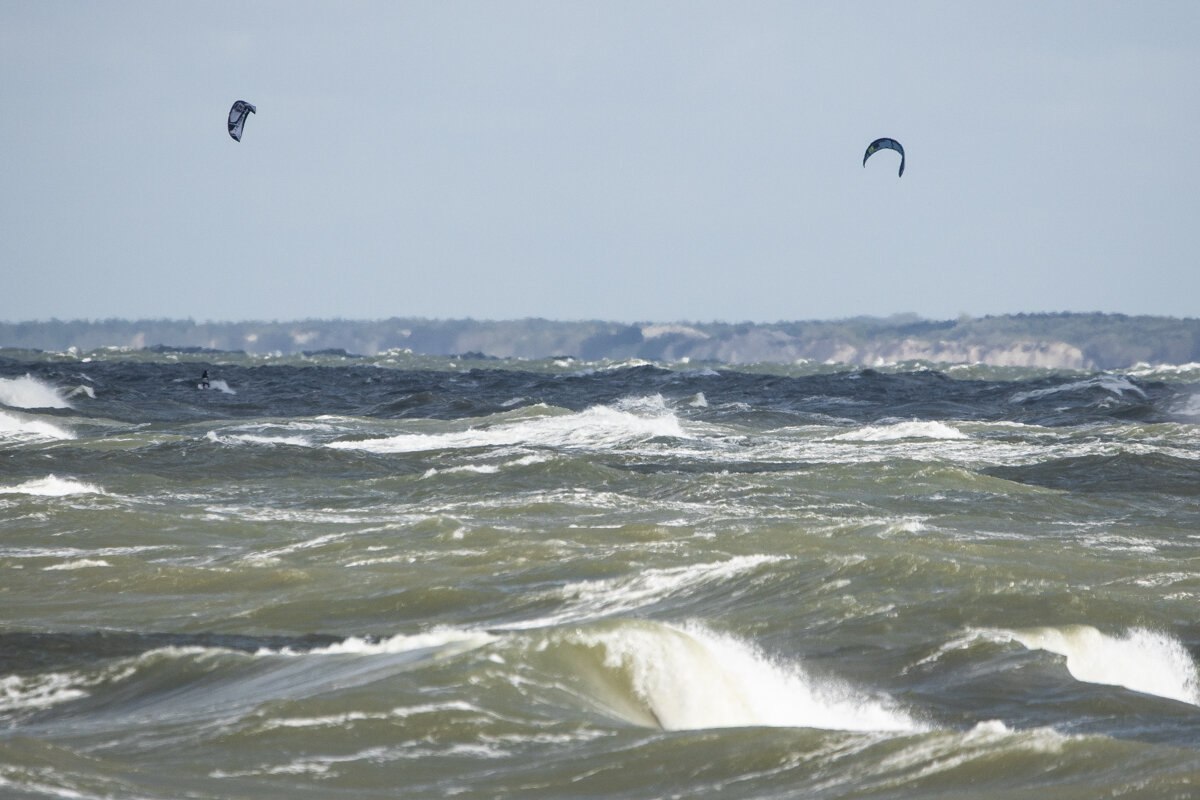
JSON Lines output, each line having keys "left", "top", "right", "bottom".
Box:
{"left": 3, "top": 1, "right": 1199, "bottom": 324}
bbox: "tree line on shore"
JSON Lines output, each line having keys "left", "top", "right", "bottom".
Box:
{"left": 2, "top": 313, "right": 1198, "bottom": 369}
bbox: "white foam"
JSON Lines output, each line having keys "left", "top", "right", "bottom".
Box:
{"left": 509, "top": 555, "right": 781, "bottom": 629}
{"left": 261, "top": 701, "right": 479, "bottom": 731}
{"left": 207, "top": 430, "right": 312, "bottom": 447}
{"left": 264, "top": 629, "right": 497, "bottom": 657}
{"left": 0, "top": 673, "right": 88, "bottom": 713}
{"left": 1003, "top": 625, "right": 1200, "bottom": 705}
{"left": 0, "top": 545, "right": 162, "bottom": 560}
{"left": 598, "top": 359, "right": 654, "bottom": 371}
{"left": 0, "top": 475, "right": 103, "bottom": 496}
{"left": 1170, "top": 393, "right": 1200, "bottom": 419}
{"left": 832, "top": 420, "right": 968, "bottom": 442}
{"left": 0, "top": 375, "right": 71, "bottom": 409}
{"left": 43, "top": 559, "right": 111, "bottom": 571}
{"left": 67, "top": 384, "right": 95, "bottom": 400}
{"left": 574, "top": 621, "right": 921, "bottom": 732}
{"left": 200, "top": 379, "right": 237, "bottom": 395}
{"left": 1127, "top": 362, "right": 1200, "bottom": 379}
{"left": 866, "top": 720, "right": 1067, "bottom": 789}
{"left": 423, "top": 463, "right": 501, "bottom": 477}
{"left": 329, "top": 398, "right": 687, "bottom": 454}
{"left": 0, "top": 411, "right": 74, "bottom": 443}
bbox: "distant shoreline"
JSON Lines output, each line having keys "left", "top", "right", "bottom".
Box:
{"left": 2, "top": 313, "right": 1198, "bottom": 370}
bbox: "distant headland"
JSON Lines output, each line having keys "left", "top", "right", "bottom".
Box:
{"left": 2, "top": 313, "right": 1198, "bottom": 370}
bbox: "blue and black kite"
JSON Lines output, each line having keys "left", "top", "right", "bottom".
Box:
{"left": 228, "top": 100, "right": 256, "bottom": 142}
{"left": 863, "top": 138, "right": 905, "bottom": 177}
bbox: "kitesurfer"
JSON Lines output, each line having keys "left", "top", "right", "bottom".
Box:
{"left": 199, "top": 370, "right": 210, "bottom": 390}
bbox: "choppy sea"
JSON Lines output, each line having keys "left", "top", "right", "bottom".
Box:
{"left": 3, "top": 348, "right": 1200, "bottom": 799}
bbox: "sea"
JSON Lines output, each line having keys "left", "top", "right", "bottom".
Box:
{"left": 3, "top": 347, "right": 1200, "bottom": 799}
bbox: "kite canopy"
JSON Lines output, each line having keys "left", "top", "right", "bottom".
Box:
{"left": 228, "top": 100, "right": 256, "bottom": 142}
{"left": 863, "top": 137, "right": 905, "bottom": 177}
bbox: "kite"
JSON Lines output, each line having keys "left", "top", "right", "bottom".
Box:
{"left": 863, "top": 138, "right": 905, "bottom": 177}
{"left": 228, "top": 100, "right": 256, "bottom": 142}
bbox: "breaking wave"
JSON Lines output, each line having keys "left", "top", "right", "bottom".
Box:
{"left": 0, "top": 375, "right": 72, "bottom": 410}
{"left": 328, "top": 397, "right": 688, "bottom": 454}
{"left": 1002, "top": 625, "right": 1200, "bottom": 705}
{"left": 558, "top": 620, "right": 922, "bottom": 732}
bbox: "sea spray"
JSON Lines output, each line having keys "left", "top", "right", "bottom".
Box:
{"left": 1004, "top": 625, "right": 1200, "bottom": 705}
{"left": 0, "top": 375, "right": 72, "bottom": 410}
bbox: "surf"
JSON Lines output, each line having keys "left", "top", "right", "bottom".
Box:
{"left": 528, "top": 620, "right": 923, "bottom": 732}
{"left": 1002, "top": 625, "right": 1200, "bottom": 705}
{"left": 328, "top": 396, "right": 689, "bottom": 454}
{"left": 0, "top": 374, "right": 73, "bottom": 410}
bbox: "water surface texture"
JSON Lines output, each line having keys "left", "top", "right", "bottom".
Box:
{"left": 3, "top": 350, "right": 1200, "bottom": 798}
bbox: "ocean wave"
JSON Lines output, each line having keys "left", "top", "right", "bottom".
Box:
{"left": 0, "top": 410, "right": 74, "bottom": 444}
{"left": 328, "top": 396, "right": 688, "bottom": 454}
{"left": 0, "top": 374, "right": 72, "bottom": 410}
{"left": 1126, "top": 362, "right": 1200, "bottom": 380}
{"left": 0, "top": 475, "right": 103, "bottom": 496}
{"left": 421, "top": 454, "right": 551, "bottom": 478}
{"left": 1009, "top": 375, "right": 1147, "bottom": 404}
{"left": 918, "top": 625, "right": 1200, "bottom": 706}
{"left": 261, "top": 628, "right": 498, "bottom": 658}
{"left": 206, "top": 430, "right": 312, "bottom": 447}
{"left": 1001, "top": 625, "right": 1200, "bottom": 705}
{"left": 831, "top": 420, "right": 969, "bottom": 442}
{"left": 556, "top": 620, "right": 922, "bottom": 732}
{"left": 42, "top": 559, "right": 112, "bottom": 571}
{"left": 504, "top": 554, "right": 782, "bottom": 629}
{"left": 0, "top": 672, "right": 89, "bottom": 714}
{"left": 256, "top": 700, "right": 482, "bottom": 731}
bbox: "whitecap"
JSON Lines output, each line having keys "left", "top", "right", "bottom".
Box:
{"left": 0, "top": 673, "right": 88, "bottom": 713}
{"left": 0, "top": 475, "right": 103, "bottom": 496}
{"left": 832, "top": 420, "right": 968, "bottom": 442}
{"left": 43, "top": 559, "right": 111, "bottom": 571}
{"left": 207, "top": 430, "right": 312, "bottom": 447}
{"left": 0, "top": 375, "right": 71, "bottom": 409}
{"left": 0, "top": 411, "right": 74, "bottom": 443}
{"left": 67, "top": 384, "right": 95, "bottom": 400}
{"left": 1002, "top": 625, "right": 1200, "bottom": 705}
{"left": 568, "top": 621, "right": 921, "bottom": 732}
{"left": 329, "top": 398, "right": 687, "bottom": 454}
{"left": 1126, "top": 362, "right": 1200, "bottom": 379}
{"left": 262, "top": 629, "right": 497, "bottom": 657}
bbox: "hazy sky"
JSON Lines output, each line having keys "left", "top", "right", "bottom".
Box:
{"left": 3, "top": 1, "right": 1199, "bottom": 324}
